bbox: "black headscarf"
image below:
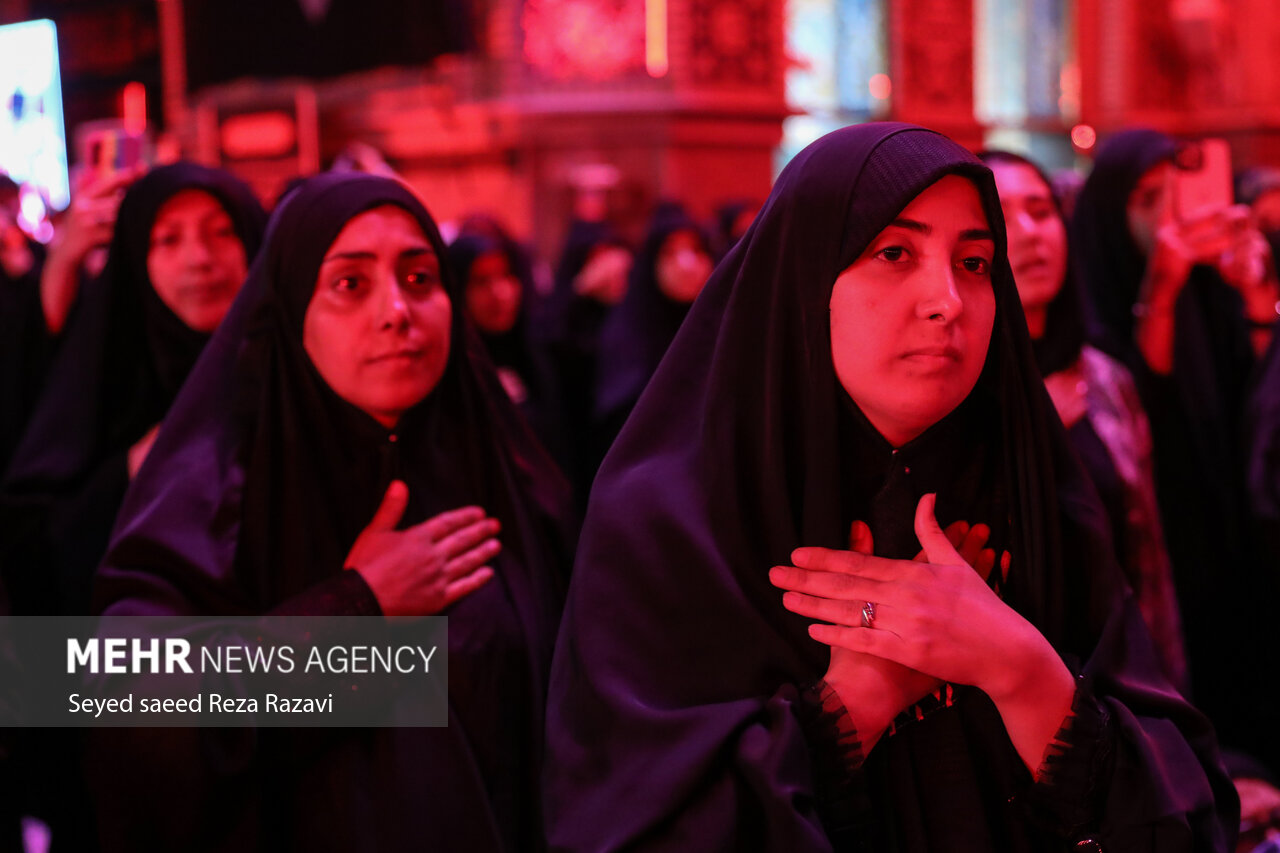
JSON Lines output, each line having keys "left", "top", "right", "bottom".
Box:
{"left": 1069, "top": 129, "right": 1177, "bottom": 357}
{"left": 1, "top": 163, "right": 266, "bottom": 615}
{"left": 978, "top": 150, "right": 1090, "bottom": 377}
{"left": 447, "top": 232, "right": 543, "bottom": 385}
{"left": 591, "top": 202, "right": 710, "bottom": 444}
{"left": 91, "top": 173, "right": 572, "bottom": 851}
{"left": 546, "top": 123, "right": 1233, "bottom": 851}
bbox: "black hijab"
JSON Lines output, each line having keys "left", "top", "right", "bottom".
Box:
{"left": 591, "top": 202, "right": 711, "bottom": 436}
{"left": 447, "top": 233, "right": 540, "bottom": 380}
{"left": 1069, "top": 129, "right": 1177, "bottom": 357}
{"left": 978, "top": 150, "right": 1090, "bottom": 377}
{"left": 92, "top": 173, "right": 572, "bottom": 850}
{"left": 546, "top": 123, "right": 1233, "bottom": 851}
{"left": 0, "top": 163, "right": 265, "bottom": 615}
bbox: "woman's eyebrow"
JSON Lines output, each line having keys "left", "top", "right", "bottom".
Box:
{"left": 887, "top": 219, "right": 994, "bottom": 243}
{"left": 888, "top": 218, "right": 929, "bottom": 234}
{"left": 321, "top": 251, "right": 376, "bottom": 263}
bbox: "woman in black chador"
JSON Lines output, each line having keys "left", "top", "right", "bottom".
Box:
{"left": 545, "top": 123, "right": 1235, "bottom": 851}
{"left": 591, "top": 202, "right": 712, "bottom": 462}
{"left": 1070, "top": 129, "right": 1280, "bottom": 773}
{"left": 91, "top": 173, "right": 571, "bottom": 851}
{"left": 446, "top": 231, "right": 568, "bottom": 473}
{"left": 1, "top": 163, "right": 266, "bottom": 616}
{"left": 544, "top": 220, "right": 632, "bottom": 505}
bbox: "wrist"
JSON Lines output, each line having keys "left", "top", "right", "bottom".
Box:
{"left": 823, "top": 668, "right": 896, "bottom": 737}
{"left": 982, "top": 628, "right": 1067, "bottom": 706}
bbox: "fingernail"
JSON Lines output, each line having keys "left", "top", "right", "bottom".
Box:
{"left": 768, "top": 567, "right": 786, "bottom": 585}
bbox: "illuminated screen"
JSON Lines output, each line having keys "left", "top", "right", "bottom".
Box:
{"left": 0, "top": 19, "right": 69, "bottom": 211}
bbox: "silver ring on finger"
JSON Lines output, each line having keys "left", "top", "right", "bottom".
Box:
{"left": 860, "top": 600, "right": 877, "bottom": 629}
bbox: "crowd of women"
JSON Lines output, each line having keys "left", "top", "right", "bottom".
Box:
{"left": 0, "top": 121, "right": 1277, "bottom": 852}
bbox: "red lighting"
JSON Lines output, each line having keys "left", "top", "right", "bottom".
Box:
{"left": 868, "top": 73, "right": 892, "bottom": 101}
{"left": 646, "top": 0, "right": 668, "bottom": 78}
{"left": 122, "top": 82, "right": 147, "bottom": 135}
{"left": 1071, "top": 124, "right": 1097, "bottom": 151}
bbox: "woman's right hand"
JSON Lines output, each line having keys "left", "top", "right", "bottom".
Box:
{"left": 346, "top": 480, "right": 500, "bottom": 618}
{"left": 1141, "top": 206, "right": 1251, "bottom": 310}
{"left": 42, "top": 167, "right": 143, "bottom": 334}
{"left": 55, "top": 167, "right": 140, "bottom": 265}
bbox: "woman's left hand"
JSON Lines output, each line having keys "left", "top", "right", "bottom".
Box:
{"left": 770, "top": 493, "right": 1055, "bottom": 702}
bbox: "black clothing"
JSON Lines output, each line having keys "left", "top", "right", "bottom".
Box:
{"left": 0, "top": 239, "right": 51, "bottom": 474}
{"left": 90, "top": 173, "right": 572, "bottom": 851}
{"left": 1, "top": 163, "right": 266, "bottom": 617}
{"left": 546, "top": 123, "right": 1235, "bottom": 852}
{"left": 544, "top": 220, "right": 630, "bottom": 506}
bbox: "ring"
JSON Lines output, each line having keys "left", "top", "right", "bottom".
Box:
{"left": 860, "top": 601, "right": 877, "bottom": 629}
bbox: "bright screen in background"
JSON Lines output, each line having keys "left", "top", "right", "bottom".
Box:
{"left": 0, "top": 19, "right": 70, "bottom": 212}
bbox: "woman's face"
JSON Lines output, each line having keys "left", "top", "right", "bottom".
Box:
{"left": 655, "top": 229, "right": 712, "bottom": 303}
{"left": 1126, "top": 161, "right": 1172, "bottom": 255}
{"left": 146, "top": 189, "right": 249, "bottom": 332}
{"left": 464, "top": 249, "right": 521, "bottom": 334}
{"left": 303, "top": 205, "right": 452, "bottom": 428}
{"left": 830, "top": 175, "right": 997, "bottom": 447}
{"left": 990, "top": 161, "right": 1067, "bottom": 324}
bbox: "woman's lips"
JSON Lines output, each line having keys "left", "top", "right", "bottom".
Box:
{"left": 366, "top": 348, "right": 425, "bottom": 365}
{"left": 901, "top": 345, "right": 961, "bottom": 363}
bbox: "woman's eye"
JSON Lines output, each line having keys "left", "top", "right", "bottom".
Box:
{"left": 333, "top": 276, "right": 361, "bottom": 293}
{"left": 405, "top": 270, "right": 439, "bottom": 289}
{"left": 153, "top": 233, "right": 180, "bottom": 249}
{"left": 876, "top": 245, "right": 907, "bottom": 262}
{"left": 960, "top": 257, "right": 991, "bottom": 275}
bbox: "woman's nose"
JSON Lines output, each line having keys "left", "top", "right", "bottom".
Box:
{"left": 183, "top": 236, "right": 215, "bottom": 268}
{"left": 915, "top": 262, "right": 964, "bottom": 322}
{"left": 378, "top": 278, "right": 411, "bottom": 328}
